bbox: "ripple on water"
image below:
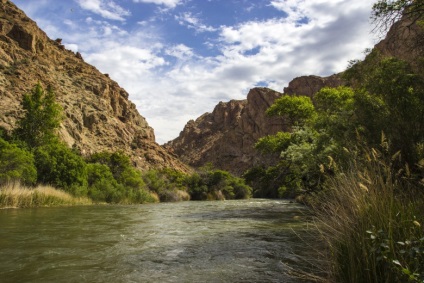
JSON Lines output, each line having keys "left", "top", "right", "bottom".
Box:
{"left": 0, "top": 199, "right": 314, "bottom": 283}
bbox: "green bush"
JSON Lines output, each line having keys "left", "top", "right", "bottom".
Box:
{"left": 0, "top": 138, "right": 37, "bottom": 185}
{"left": 34, "top": 141, "right": 88, "bottom": 196}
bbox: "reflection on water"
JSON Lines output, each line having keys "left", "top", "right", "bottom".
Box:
{"left": 0, "top": 199, "right": 315, "bottom": 282}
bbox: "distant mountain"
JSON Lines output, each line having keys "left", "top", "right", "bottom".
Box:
{"left": 0, "top": 0, "right": 190, "bottom": 172}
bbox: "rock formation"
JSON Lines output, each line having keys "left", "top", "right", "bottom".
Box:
{"left": 166, "top": 88, "right": 288, "bottom": 176}
{"left": 0, "top": 0, "right": 190, "bottom": 172}
{"left": 283, "top": 74, "right": 344, "bottom": 98}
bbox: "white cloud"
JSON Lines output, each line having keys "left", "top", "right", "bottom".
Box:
{"left": 132, "top": 0, "right": 183, "bottom": 9}
{"left": 165, "top": 44, "right": 194, "bottom": 60}
{"left": 75, "top": 0, "right": 130, "bottom": 21}
{"left": 175, "top": 12, "right": 217, "bottom": 33}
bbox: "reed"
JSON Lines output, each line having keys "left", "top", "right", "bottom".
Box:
{"left": 0, "top": 182, "right": 92, "bottom": 208}
{"left": 313, "top": 150, "right": 424, "bottom": 283}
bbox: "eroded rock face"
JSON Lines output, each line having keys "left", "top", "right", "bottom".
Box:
{"left": 283, "top": 74, "right": 344, "bottom": 98}
{"left": 166, "top": 88, "right": 287, "bottom": 176}
{"left": 0, "top": 1, "right": 190, "bottom": 172}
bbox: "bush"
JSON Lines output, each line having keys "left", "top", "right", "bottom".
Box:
{"left": 0, "top": 138, "right": 36, "bottom": 185}
{"left": 187, "top": 167, "right": 252, "bottom": 200}
{"left": 34, "top": 141, "right": 88, "bottom": 196}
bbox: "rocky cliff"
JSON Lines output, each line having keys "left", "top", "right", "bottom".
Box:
{"left": 166, "top": 88, "right": 288, "bottom": 175}
{"left": 165, "top": 76, "right": 342, "bottom": 176}
{"left": 0, "top": 0, "right": 190, "bottom": 172}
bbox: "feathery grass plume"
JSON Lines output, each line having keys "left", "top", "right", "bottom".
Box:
{"left": 312, "top": 149, "right": 424, "bottom": 283}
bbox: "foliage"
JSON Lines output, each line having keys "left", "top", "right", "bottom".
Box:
{"left": 344, "top": 52, "right": 424, "bottom": 169}
{"left": 142, "top": 169, "right": 190, "bottom": 202}
{"left": 0, "top": 138, "right": 36, "bottom": 185}
{"left": 34, "top": 141, "right": 88, "bottom": 196}
{"left": 255, "top": 132, "right": 292, "bottom": 154}
{"left": 14, "top": 83, "right": 62, "bottom": 149}
{"left": 187, "top": 165, "right": 252, "bottom": 200}
{"left": 86, "top": 163, "right": 124, "bottom": 203}
{"left": 87, "top": 151, "right": 157, "bottom": 204}
{"left": 372, "top": 0, "right": 424, "bottom": 35}
{"left": 266, "top": 95, "right": 316, "bottom": 126}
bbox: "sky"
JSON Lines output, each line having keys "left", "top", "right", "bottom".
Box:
{"left": 12, "top": 0, "right": 378, "bottom": 144}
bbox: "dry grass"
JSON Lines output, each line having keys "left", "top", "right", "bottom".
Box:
{"left": 0, "top": 182, "right": 92, "bottom": 208}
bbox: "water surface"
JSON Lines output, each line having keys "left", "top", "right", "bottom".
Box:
{"left": 0, "top": 199, "right": 315, "bottom": 282}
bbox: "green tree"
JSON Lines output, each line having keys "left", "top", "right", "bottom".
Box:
{"left": 0, "top": 138, "right": 37, "bottom": 185}
{"left": 14, "top": 83, "right": 62, "bottom": 149}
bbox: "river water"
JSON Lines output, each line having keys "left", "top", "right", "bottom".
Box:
{"left": 0, "top": 199, "right": 317, "bottom": 283}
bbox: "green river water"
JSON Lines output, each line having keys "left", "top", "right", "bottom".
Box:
{"left": 0, "top": 199, "right": 317, "bottom": 283}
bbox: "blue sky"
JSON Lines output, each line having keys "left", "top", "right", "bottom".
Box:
{"left": 13, "top": 0, "right": 377, "bottom": 144}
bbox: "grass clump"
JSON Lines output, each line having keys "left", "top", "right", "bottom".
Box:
{"left": 0, "top": 182, "right": 92, "bottom": 208}
{"left": 313, "top": 149, "right": 424, "bottom": 283}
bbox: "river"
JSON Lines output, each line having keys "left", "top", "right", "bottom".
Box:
{"left": 0, "top": 199, "right": 317, "bottom": 283}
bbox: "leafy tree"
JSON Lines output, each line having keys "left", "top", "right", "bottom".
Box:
{"left": 0, "top": 138, "right": 37, "bottom": 185}
{"left": 345, "top": 53, "right": 424, "bottom": 168}
{"left": 14, "top": 83, "right": 62, "bottom": 149}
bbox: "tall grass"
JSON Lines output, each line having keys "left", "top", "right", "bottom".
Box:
{"left": 313, "top": 149, "right": 424, "bottom": 283}
{"left": 0, "top": 182, "right": 92, "bottom": 208}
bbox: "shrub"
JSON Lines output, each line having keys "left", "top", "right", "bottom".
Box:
{"left": 0, "top": 138, "right": 36, "bottom": 185}
{"left": 34, "top": 141, "right": 88, "bottom": 196}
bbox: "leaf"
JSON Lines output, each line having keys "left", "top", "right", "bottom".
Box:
{"left": 392, "top": 259, "right": 402, "bottom": 267}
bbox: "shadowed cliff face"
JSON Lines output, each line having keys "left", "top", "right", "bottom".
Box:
{"left": 0, "top": 0, "right": 190, "bottom": 172}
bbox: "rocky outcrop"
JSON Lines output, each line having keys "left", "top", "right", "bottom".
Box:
{"left": 166, "top": 88, "right": 287, "bottom": 176}
{"left": 0, "top": 1, "right": 190, "bottom": 172}
{"left": 374, "top": 15, "right": 424, "bottom": 68}
{"left": 283, "top": 74, "right": 344, "bottom": 98}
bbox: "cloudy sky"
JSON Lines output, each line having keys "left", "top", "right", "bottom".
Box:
{"left": 13, "top": 0, "right": 378, "bottom": 144}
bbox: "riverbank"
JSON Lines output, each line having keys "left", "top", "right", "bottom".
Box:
{"left": 0, "top": 183, "right": 92, "bottom": 208}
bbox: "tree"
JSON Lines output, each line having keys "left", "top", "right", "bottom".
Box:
{"left": 14, "top": 83, "right": 62, "bottom": 149}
